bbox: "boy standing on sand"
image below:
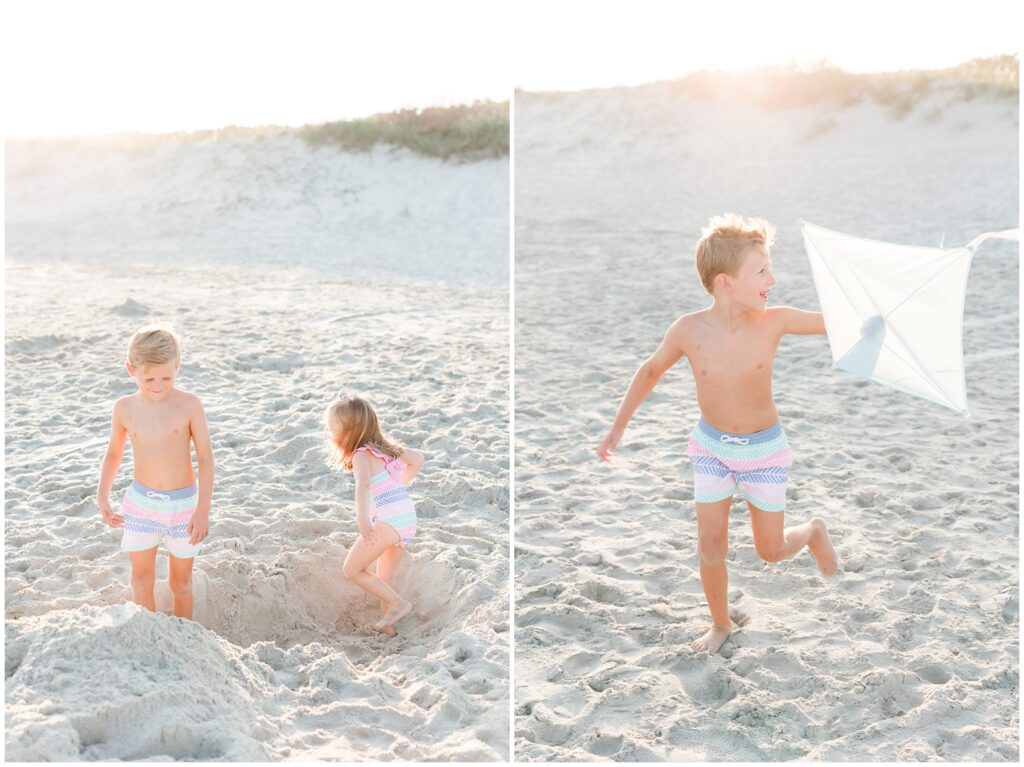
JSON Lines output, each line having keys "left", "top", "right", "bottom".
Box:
{"left": 598, "top": 214, "right": 838, "bottom": 654}
{"left": 97, "top": 326, "right": 214, "bottom": 620}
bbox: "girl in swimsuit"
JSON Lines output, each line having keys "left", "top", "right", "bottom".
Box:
{"left": 325, "top": 393, "right": 425, "bottom": 636}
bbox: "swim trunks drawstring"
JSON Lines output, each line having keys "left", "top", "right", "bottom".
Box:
{"left": 146, "top": 491, "right": 172, "bottom": 501}
{"left": 719, "top": 435, "right": 750, "bottom": 445}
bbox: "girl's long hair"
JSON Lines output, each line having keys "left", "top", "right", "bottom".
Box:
{"left": 324, "top": 395, "right": 403, "bottom": 470}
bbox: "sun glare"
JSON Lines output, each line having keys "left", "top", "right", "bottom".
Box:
{"left": 2, "top": 0, "right": 1019, "bottom": 137}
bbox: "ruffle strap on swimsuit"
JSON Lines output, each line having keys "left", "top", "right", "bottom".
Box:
{"left": 354, "top": 445, "right": 407, "bottom": 480}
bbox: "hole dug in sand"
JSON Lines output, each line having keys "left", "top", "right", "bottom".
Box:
{"left": 185, "top": 544, "right": 467, "bottom": 648}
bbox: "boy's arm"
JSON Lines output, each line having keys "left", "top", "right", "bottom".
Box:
{"left": 352, "top": 452, "right": 378, "bottom": 546}
{"left": 597, "top": 320, "right": 687, "bottom": 461}
{"left": 187, "top": 396, "right": 215, "bottom": 546}
{"left": 771, "top": 306, "right": 826, "bottom": 336}
{"left": 97, "top": 400, "right": 128, "bottom": 527}
{"left": 399, "top": 448, "right": 425, "bottom": 484}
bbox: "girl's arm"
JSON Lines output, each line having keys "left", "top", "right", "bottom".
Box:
{"left": 400, "top": 448, "right": 425, "bottom": 484}
{"left": 97, "top": 400, "right": 128, "bottom": 527}
{"left": 351, "top": 451, "right": 378, "bottom": 546}
{"left": 188, "top": 395, "right": 215, "bottom": 545}
{"left": 597, "top": 320, "right": 686, "bottom": 461}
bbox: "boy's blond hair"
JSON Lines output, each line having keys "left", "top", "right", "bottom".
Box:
{"left": 127, "top": 326, "right": 182, "bottom": 368}
{"left": 694, "top": 214, "right": 777, "bottom": 294}
{"left": 324, "top": 395, "right": 404, "bottom": 471}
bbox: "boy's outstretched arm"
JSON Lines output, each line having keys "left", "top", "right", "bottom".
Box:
{"left": 597, "top": 320, "right": 687, "bottom": 461}
{"left": 97, "top": 400, "right": 128, "bottom": 527}
{"left": 771, "top": 306, "right": 826, "bottom": 335}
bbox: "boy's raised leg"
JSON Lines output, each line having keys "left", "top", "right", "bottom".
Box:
{"left": 748, "top": 504, "right": 838, "bottom": 576}
{"left": 128, "top": 547, "right": 158, "bottom": 611}
{"left": 693, "top": 498, "right": 745, "bottom": 653}
{"left": 168, "top": 553, "right": 196, "bottom": 619}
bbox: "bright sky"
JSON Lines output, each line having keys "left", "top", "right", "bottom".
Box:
{"left": 2, "top": 0, "right": 1019, "bottom": 137}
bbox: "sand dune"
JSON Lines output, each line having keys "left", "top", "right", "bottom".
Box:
{"left": 6, "top": 132, "right": 507, "bottom": 287}
{"left": 5, "top": 135, "right": 509, "bottom": 760}
{"left": 514, "top": 84, "right": 1018, "bottom": 761}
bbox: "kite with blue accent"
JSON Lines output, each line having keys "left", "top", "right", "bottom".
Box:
{"left": 800, "top": 221, "right": 1018, "bottom": 416}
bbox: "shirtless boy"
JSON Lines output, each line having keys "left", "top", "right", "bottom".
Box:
{"left": 598, "top": 214, "right": 838, "bottom": 654}
{"left": 97, "top": 326, "right": 214, "bottom": 619}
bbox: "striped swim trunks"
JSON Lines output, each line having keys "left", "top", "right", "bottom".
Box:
{"left": 121, "top": 480, "right": 202, "bottom": 558}
{"left": 686, "top": 418, "right": 794, "bottom": 512}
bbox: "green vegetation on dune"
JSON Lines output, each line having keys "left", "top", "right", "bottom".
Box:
{"left": 7, "top": 102, "right": 510, "bottom": 161}
{"left": 300, "top": 101, "right": 509, "bottom": 161}
{"left": 521, "top": 55, "right": 1018, "bottom": 122}
{"left": 667, "top": 55, "right": 1018, "bottom": 116}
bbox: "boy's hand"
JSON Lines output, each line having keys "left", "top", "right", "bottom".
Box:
{"left": 98, "top": 497, "right": 124, "bottom": 528}
{"left": 597, "top": 428, "right": 623, "bottom": 461}
{"left": 188, "top": 511, "right": 209, "bottom": 545}
{"left": 359, "top": 522, "right": 379, "bottom": 547}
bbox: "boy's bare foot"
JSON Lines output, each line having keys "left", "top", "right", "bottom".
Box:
{"left": 692, "top": 624, "right": 732, "bottom": 654}
{"left": 808, "top": 517, "right": 839, "bottom": 576}
{"left": 372, "top": 599, "right": 412, "bottom": 634}
{"left": 692, "top": 607, "right": 750, "bottom": 654}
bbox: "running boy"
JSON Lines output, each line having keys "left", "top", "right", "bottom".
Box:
{"left": 598, "top": 214, "right": 838, "bottom": 654}
{"left": 97, "top": 326, "right": 214, "bottom": 620}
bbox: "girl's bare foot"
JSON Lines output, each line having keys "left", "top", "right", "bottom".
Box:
{"left": 372, "top": 598, "right": 412, "bottom": 634}
{"left": 808, "top": 517, "right": 839, "bottom": 576}
{"left": 371, "top": 622, "right": 397, "bottom": 638}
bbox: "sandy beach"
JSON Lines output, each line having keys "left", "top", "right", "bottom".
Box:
{"left": 5, "top": 131, "right": 509, "bottom": 760}
{"left": 514, "top": 80, "right": 1018, "bottom": 760}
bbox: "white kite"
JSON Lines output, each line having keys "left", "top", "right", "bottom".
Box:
{"left": 801, "top": 220, "right": 1019, "bottom": 416}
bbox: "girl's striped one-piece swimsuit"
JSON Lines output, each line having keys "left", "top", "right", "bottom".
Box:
{"left": 355, "top": 445, "right": 417, "bottom": 545}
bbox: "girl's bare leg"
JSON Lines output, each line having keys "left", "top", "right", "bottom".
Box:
{"left": 373, "top": 543, "right": 407, "bottom": 636}
{"left": 693, "top": 498, "right": 746, "bottom": 654}
{"left": 168, "top": 554, "right": 196, "bottom": 619}
{"left": 375, "top": 544, "right": 407, "bottom": 618}
{"left": 129, "top": 547, "right": 158, "bottom": 611}
{"left": 748, "top": 504, "right": 838, "bottom": 575}
{"left": 343, "top": 523, "right": 412, "bottom": 632}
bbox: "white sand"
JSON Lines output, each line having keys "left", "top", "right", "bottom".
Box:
{"left": 5, "top": 135, "right": 509, "bottom": 760}
{"left": 514, "top": 84, "right": 1018, "bottom": 761}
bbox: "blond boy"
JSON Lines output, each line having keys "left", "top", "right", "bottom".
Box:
{"left": 97, "top": 326, "right": 214, "bottom": 619}
{"left": 598, "top": 214, "right": 838, "bottom": 654}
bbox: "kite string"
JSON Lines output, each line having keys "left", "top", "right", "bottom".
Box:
{"left": 965, "top": 229, "right": 1020, "bottom": 252}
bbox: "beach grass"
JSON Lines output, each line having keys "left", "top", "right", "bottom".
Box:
{"left": 521, "top": 55, "right": 1018, "bottom": 120}
{"left": 6, "top": 102, "right": 510, "bottom": 162}
{"left": 300, "top": 101, "right": 509, "bottom": 160}
{"left": 666, "top": 55, "right": 1018, "bottom": 115}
